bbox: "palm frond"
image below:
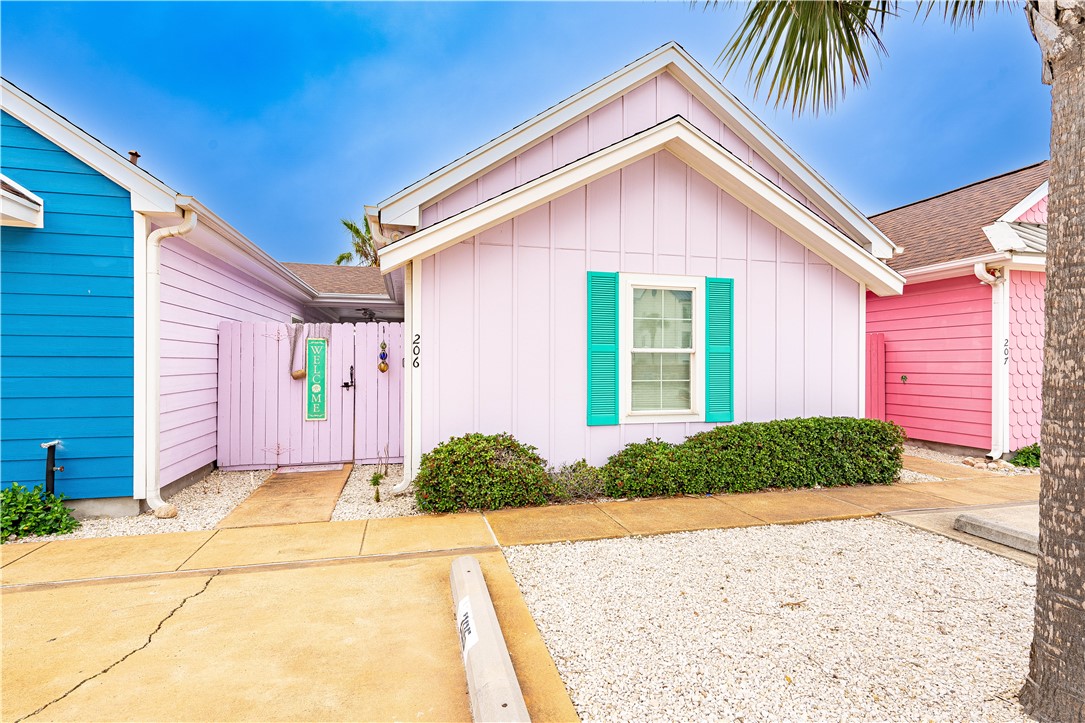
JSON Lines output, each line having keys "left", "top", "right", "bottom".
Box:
{"left": 338, "top": 217, "right": 379, "bottom": 267}
{"left": 919, "top": 0, "right": 1002, "bottom": 27}
{"left": 717, "top": 0, "right": 898, "bottom": 115}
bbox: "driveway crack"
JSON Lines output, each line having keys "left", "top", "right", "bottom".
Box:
{"left": 16, "top": 571, "right": 220, "bottom": 722}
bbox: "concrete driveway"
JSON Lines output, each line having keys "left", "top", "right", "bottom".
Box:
{"left": 1, "top": 517, "right": 576, "bottom": 722}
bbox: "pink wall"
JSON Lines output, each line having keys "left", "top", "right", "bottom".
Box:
{"left": 159, "top": 236, "right": 309, "bottom": 486}
{"left": 419, "top": 72, "right": 832, "bottom": 230}
{"left": 419, "top": 150, "right": 862, "bottom": 467}
{"left": 1015, "top": 195, "right": 1047, "bottom": 224}
{"left": 1009, "top": 271, "right": 1045, "bottom": 450}
{"left": 866, "top": 275, "right": 992, "bottom": 449}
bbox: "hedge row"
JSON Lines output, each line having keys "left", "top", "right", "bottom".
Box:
{"left": 414, "top": 417, "right": 905, "bottom": 512}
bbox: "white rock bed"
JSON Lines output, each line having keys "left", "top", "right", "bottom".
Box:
{"left": 896, "top": 468, "right": 942, "bottom": 483}
{"left": 7, "top": 469, "right": 271, "bottom": 543}
{"left": 904, "top": 444, "right": 1039, "bottom": 475}
{"left": 505, "top": 518, "right": 1034, "bottom": 722}
{"left": 332, "top": 464, "right": 419, "bottom": 520}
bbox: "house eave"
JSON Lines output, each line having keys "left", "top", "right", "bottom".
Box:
{"left": 378, "top": 116, "right": 903, "bottom": 297}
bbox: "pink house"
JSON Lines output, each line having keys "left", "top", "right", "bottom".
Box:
{"left": 867, "top": 162, "right": 1049, "bottom": 457}
{"left": 368, "top": 43, "right": 906, "bottom": 481}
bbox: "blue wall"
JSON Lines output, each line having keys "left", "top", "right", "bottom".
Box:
{"left": 1, "top": 110, "right": 135, "bottom": 499}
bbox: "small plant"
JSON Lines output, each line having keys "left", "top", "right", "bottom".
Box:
{"left": 545, "top": 460, "right": 605, "bottom": 502}
{"left": 602, "top": 439, "right": 685, "bottom": 498}
{"left": 1, "top": 483, "right": 80, "bottom": 542}
{"left": 414, "top": 433, "right": 549, "bottom": 512}
{"left": 369, "top": 471, "right": 384, "bottom": 502}
{"left": 1012, "top": 443, "right": 1041, "bottom": 468}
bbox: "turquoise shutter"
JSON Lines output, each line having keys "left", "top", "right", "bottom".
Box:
{"left": 705, "top": 277, "right": 734, "bottom": 423}
{"left": 586, "top": 272, "right": 620, "bottom": 425}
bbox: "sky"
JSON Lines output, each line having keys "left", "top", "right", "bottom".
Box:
{"left": 1, "top": 2, "right": 1052, "bottom": 265}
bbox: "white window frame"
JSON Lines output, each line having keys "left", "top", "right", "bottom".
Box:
{"left": 619, "top": 272, "right": 706, "bottom": 424}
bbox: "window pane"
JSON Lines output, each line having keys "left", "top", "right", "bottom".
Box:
{"left": 663, "top": 319, "right": 693, "bottom": 349}
{"left": 660, "top": 353, "right": 690, "bottom": 381}
{"left": 633, "top": 318, "right": 663, "bottom": 348}
{"left": 633, "top": 288, "right": 663, "bottom": 320}
{"left": 631, "top": 381, "right": 660, "bottom": 411}
{"left": 661, "top": 380, "right": 691, "bottom": 409}
{"left": 632, "top": 352, "right": 662, "bottom": 381}
{"left": 665, "top": 289, "right": 693, "bottom": 320}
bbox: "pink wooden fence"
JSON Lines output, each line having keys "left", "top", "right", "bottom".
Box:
{"left": 865, "top": 332, "right": 886, "bottom": 421}
{"left": 217, "top": 321, "right": 403, "bottom": 469}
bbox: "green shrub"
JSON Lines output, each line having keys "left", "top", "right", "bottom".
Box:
{"left": 545, "top": 460, "right": 605, "bottom": 502}
{"left": 602, "top": 439, "right": 685, "bottom": 498}
{"left": 2, "top": 483, "right": 80, "bottom": 542}
{"left": 1012, "top": 443, "right": 1041, "bottom": 467}
{"left": 679, "top": 417, "right": 906, "bottom": 493}
{"left": 414, "top": 433, "right": 549, "bottom": 512}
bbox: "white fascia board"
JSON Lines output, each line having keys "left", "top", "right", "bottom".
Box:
{"left": 983, "top": 221, "right": 1029, "bottom": 252}
{"left": 376, "top": 42, "right": 897, "bottom": 259}
{"left": 379, "top": 117, "right": 904, "bottom": 296}
{"left": 305, "top": 293, "right": 397, "bottom": 307}
{"left": 2, "top": 79, "right": 178, "bottom": 213}
{"left": 999, "top": 181, "right": 1049, "bottom": 222}
{"left": 901, "top": 252, "right": 1012, "bottom": 285}
{"left": 1007, "top": 254, "right": 1046, "bottom": 270}
{"left": 165, "top": 199, "right": 319, "bottom": 304}
{"left": 1, "top": 187, "right": 44, "bottom": 227}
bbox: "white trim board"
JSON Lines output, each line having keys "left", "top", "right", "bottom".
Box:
{"left": 0, "top": 173, "right": 44, "bottom": 227}
{"left": 378, "top": 117, "right": 904, "bottom": 297}
{"left": 999, "top": 181, "right": 1048, "bottom": 223}
{"left": 375, "top": 42, "right": 898, "bottom": 260}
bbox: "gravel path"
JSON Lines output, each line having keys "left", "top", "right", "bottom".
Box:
{"left": 505, "top": 518, "right": 1034, "bottom": 722}
{"left": 7, "top": 469, "right": 271, "bottom": 543}
{"left": 332, "top": 464, "right": 418, "bottom": 520}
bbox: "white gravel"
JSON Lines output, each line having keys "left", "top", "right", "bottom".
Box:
{"left": 505, "top": 518, "right": 1034, "bottom": 722}
{"left": 905, "top": 444, "right": 1040, "bottom": 475}
{"left": 7, "top": 469, "right": 271, "bottom": 543}
{"left": 332, "top": 464, "right": 419, "bottom": 520}
{"left": 896, "top": 468, "right": 943, "bottom": 483}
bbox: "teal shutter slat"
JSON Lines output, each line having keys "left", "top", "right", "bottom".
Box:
{"left": 705, "top": 277, "right": 734, "bottom": 423}
{"left": 587, "top": 272, "right": 620, "bottom": 425}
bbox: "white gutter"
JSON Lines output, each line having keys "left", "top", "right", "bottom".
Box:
{"left": 974, "top": 263, "right": 1009, "bottom": 460}
{"left": 144, "top": 199, "right": 198, "bottom": 513}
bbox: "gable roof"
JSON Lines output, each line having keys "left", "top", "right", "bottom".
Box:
{"left": 282, "top": 262, "right": 389, "bottom": 296}
{"left": 371, "top": 42, "right": 898, "bottom": 260}
{"left": 378, "top": 116, "right": 904, "bottom": 296}
{"left": 870, "top": 161, "right": 1049, "bottom": 273}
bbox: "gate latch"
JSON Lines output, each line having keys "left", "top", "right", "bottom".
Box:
{"left": 342, "top": 365, "right": 355, "bottom": 389}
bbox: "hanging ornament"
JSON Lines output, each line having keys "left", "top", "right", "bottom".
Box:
{"left": 377, "top": 340, "right": 389, "bottom": 373}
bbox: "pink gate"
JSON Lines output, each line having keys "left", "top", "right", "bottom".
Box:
{"left": 216, "top": 321, "right": 404, "bottom": 469}
{"left": 865, "top": 332, "right": 886, "bottom": 421}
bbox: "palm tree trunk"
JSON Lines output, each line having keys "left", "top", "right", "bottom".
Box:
{"left": 1019, "top": 6, "right": 1085, "bottom": 720}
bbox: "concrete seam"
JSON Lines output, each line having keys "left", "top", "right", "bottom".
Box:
{"left": 357, "top": 519, "right": 369, "bottom": 556}
{"left": 591, "top": 503, "right": 633, "bottom": 535}
{"left": 15, "top": 571, "right": 220, "bottom": 723}
{"left": 175, "top": 530, "right": 219, "bottom": 571}
{"left": 479, "top": 513, "right": 500, "bottom": 547}
{"left": 1, "top": 542, "right": 52, "bottom": 569}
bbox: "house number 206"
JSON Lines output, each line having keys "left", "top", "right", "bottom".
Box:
{"left": 412, "top": 334, "right": 421, "bottom": 368}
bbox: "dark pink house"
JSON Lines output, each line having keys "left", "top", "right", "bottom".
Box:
{"left": 866, "top": 162, "right": 1049, "bottom": 457}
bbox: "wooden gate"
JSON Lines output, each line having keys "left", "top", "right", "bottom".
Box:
{"left": 216, "top": 321, "right": 403, "bottom": 469}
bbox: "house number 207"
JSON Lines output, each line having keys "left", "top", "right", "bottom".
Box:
{"left": 412, "top": 334, "right": 421, "bottom": 368}
{"left": 1004, "top": 338, "right": 1010, "bottom": 365}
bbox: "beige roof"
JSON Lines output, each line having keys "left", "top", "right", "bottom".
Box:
{"left": 282, "top": 262, "right": 388, "bottom": 296}
{"left": 871, "top": 161, "right": 1049, "bottom": 272}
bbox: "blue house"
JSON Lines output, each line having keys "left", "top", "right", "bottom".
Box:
{"left": 1, "top": 79, "right": 401, "bottom": 516}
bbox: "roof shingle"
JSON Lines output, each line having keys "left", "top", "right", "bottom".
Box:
{"left": 871, "top": 161, "right": 1049, "bottom": 272}
{"left": 282, "top": 262, "right": 388, "bottom": 296}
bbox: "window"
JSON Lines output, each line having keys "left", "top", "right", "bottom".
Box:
{"left": 587, "top": 271, "right": 733, "bottom": 427}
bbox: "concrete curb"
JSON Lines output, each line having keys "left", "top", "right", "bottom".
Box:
{"left": 954, "top": 513, "right": 1039, "bottom": 555}
{"left": 450, "top": 555, "right": 530, "bottom": 723}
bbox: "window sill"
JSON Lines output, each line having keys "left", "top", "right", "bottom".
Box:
{"left": 622, "top": 411, "right": 703, "bottom": 425}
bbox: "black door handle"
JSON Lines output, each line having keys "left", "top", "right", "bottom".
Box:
{"left": 342, "top": 365, "right": 355, "bottom": 389}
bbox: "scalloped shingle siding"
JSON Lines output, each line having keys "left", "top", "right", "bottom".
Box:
{"left": 1009, "top": 271, "right": 1046, "bottom": 450}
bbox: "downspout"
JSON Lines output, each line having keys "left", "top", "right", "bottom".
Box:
{"left": 974, "top": 263, "right": 1008, "bottom": 460}
{"left": 144, "top": 200, "right": 198, "bottom": 513}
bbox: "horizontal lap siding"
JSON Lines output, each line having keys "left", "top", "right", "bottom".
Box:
{"left": 866, "top": 275, "right": 992, "bottom": 449}
{"left": 159, "top": 236, "right": 307, "bottom": 486}
{"left": 421, "top": 150, "right": 862, "bottom": 466}
{"left": 0, "top": 111, "right": 134, "bottom": 499}
{"left": 1009, "top": 271, "right": 1045, "bottom": 450}
{"left": 418, "top": 72, "right": 833, "bottom": 230}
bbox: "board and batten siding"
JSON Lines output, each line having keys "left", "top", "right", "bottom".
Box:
{"left": 159, "top": 235, "right": 308, "bottom": 486}
{"left": 419, "top": 149, "right": 862, "bottom": 467}
{"left": 1008, "top": 270, "right": 1045, "bottom": 450}
{"left": 418, "top": 72, "right": 832, "bottom": 230}
{"left": 0, "top": 110, "right": 135, "bottom": 500}
{"left": 866, "top": 274, "right": 993, "bottom": 449}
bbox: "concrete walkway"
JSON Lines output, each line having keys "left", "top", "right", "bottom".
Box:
{"left": 215, "top": 464, "right": 353, "bottom": 529}
{"left": 1, "top": 462, "right": 1038, "bottom": 722}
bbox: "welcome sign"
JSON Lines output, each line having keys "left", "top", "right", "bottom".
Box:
{"left": 306, "top": 338, "right": 328, "bottom": 421}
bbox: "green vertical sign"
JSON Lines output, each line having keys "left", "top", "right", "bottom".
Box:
{"left": 306, "top": 338, "right": 328, "bottom": 421}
